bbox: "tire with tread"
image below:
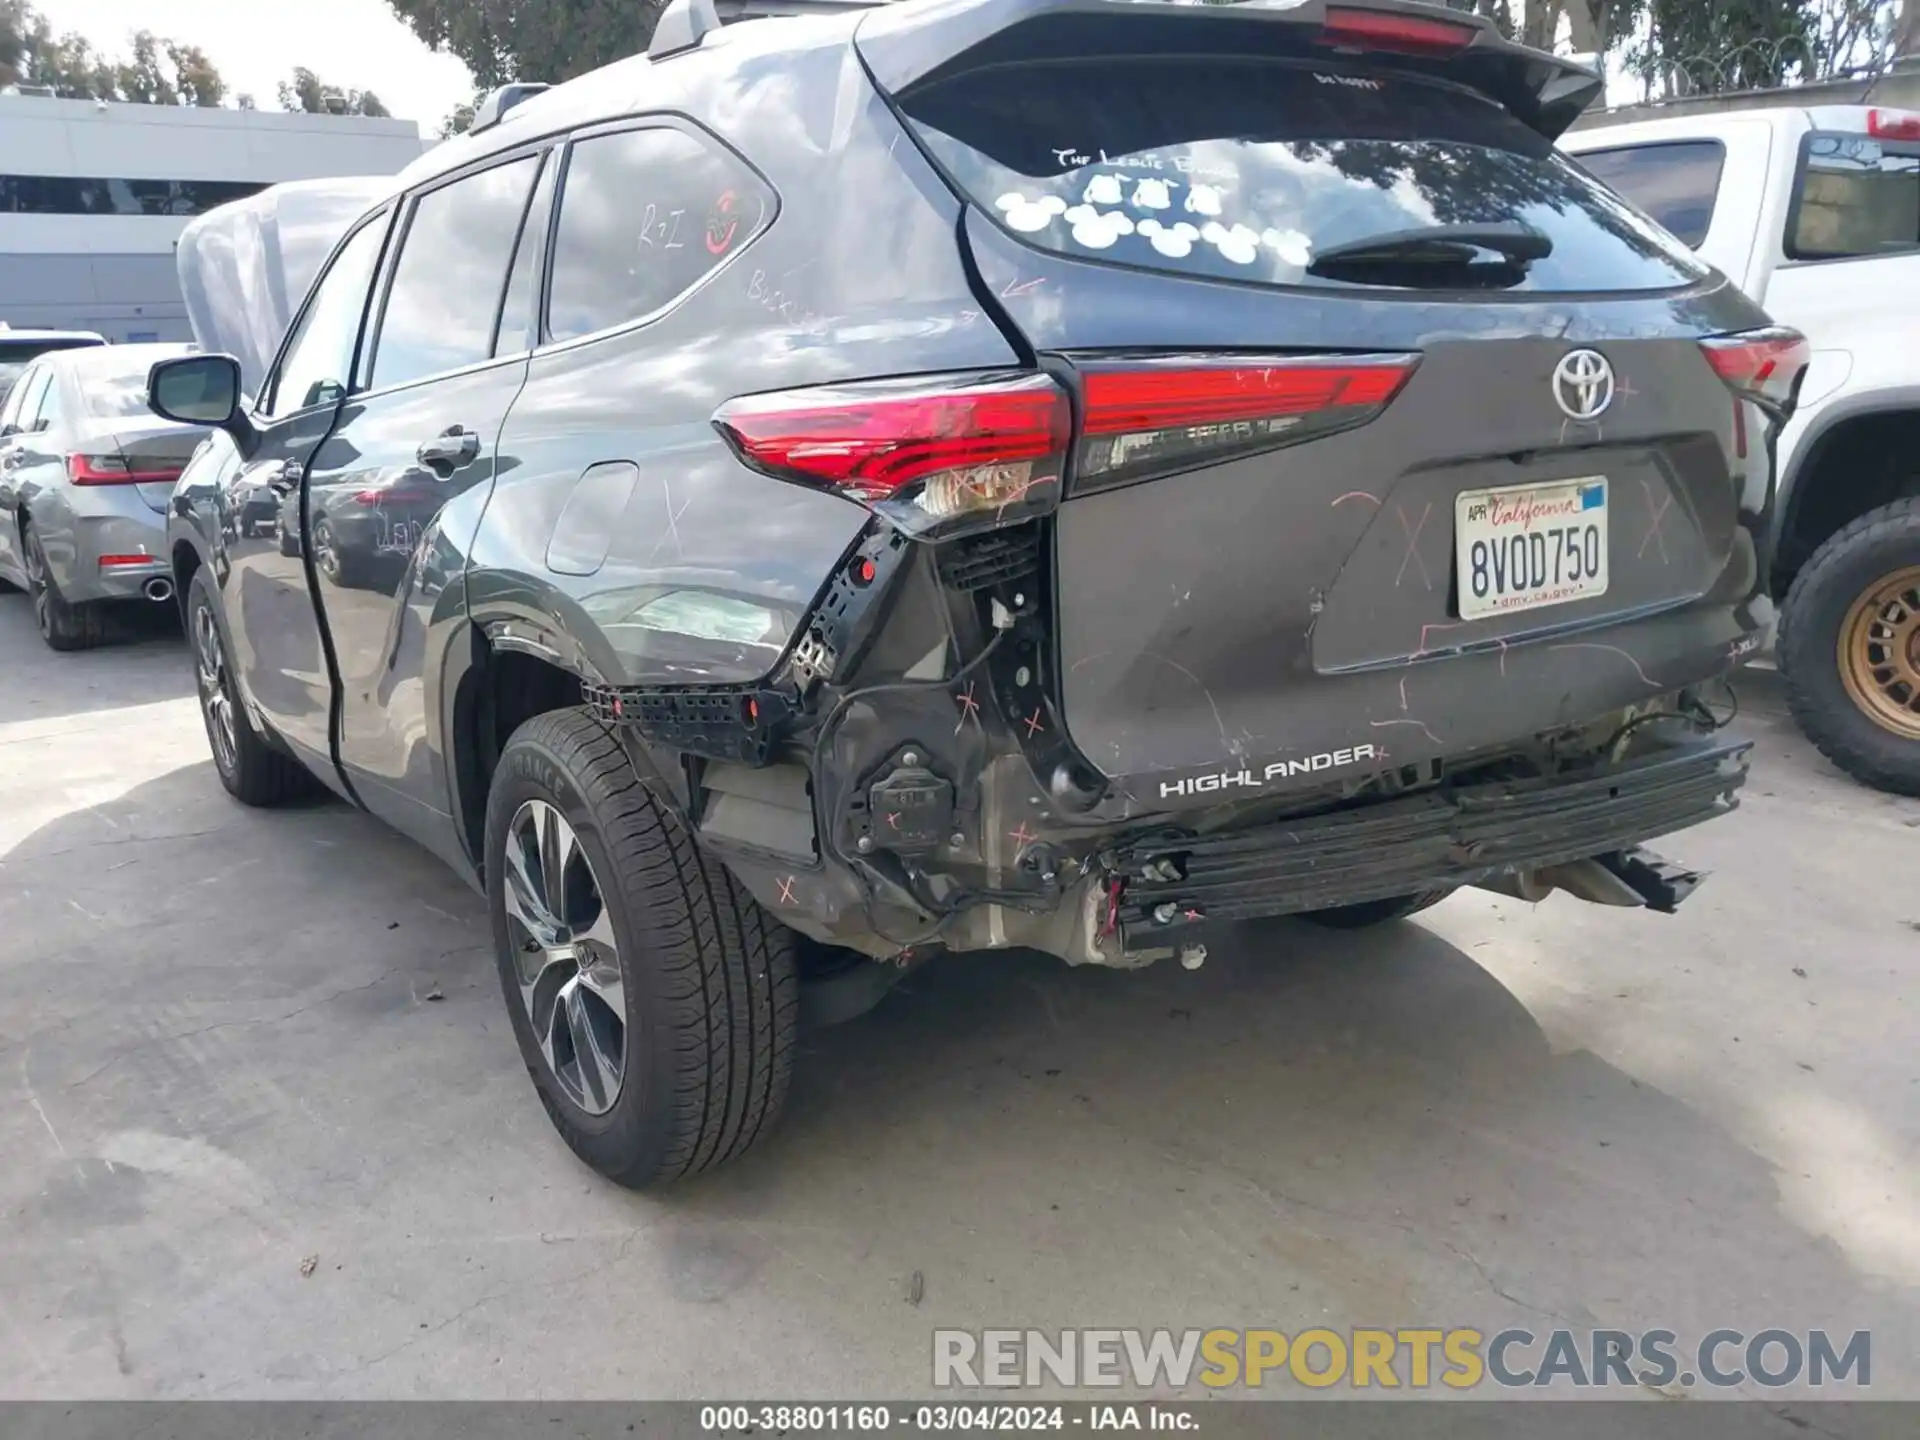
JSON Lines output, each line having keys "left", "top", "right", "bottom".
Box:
{"left": 1778, "top": 496, "right": 1920, "bottom": 797}
{"left": 187, "top": 569, "right": 316, "bottom": 806}
{"left": 24, "top": 523, "right": 106, "bottom": 652}
{"left": 1297, "top": 890, "right": 1452, "bottom": 930}
{"left": 485, "top": 707, "right": 799, "bottom": 1188}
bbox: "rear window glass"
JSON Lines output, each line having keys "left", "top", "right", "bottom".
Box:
{"left": 900, "top": 58, "right": 1708, "bottom": 293}
{"left": 546, "top": 126, "right": 772, "bottom": 343}
{"left": 81, "top": 368, "right": 161, "bottom": 418}
{"left": 1575, "top": 141, "right": 1725, "bottom": 248}
{"left": 1788, "top": 133, "right": 1920, "bottom": 260}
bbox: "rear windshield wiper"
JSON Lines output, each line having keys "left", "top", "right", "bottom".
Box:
{"left": 1308, "top": 222, "right": 1553, "bottom": 283}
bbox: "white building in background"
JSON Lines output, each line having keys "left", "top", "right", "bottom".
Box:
{"left": 0, "top": 94, "right": 426, "bottom": 342}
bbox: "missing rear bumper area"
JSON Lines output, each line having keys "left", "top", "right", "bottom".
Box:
{"left": 1109, "top": 732, "right": 1748, "bottom": 954}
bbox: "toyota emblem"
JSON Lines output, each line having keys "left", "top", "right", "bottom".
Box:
{"left": 1552, "top": 349, "right": 1615, "bottom": 421}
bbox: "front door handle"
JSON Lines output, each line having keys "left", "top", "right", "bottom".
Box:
{"left": 417, "top": 426, "right": 481, "bottom": 474}
{"left": 268, "top": 459, "right": 302, "bottom": 495}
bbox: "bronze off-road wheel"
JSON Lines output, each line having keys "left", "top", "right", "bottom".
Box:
{"left": 1780, "top": 497, "right": 1920, "bottom": 797}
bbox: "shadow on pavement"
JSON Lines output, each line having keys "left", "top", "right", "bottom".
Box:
{"left": 0, "top": 760, "right": 1902, "bottom": 1399}
{"left": 0, "top": 593, "right": 191, "bottom": 726}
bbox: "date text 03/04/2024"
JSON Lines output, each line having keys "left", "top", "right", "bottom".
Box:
{"left": 699, "top": 1405, "right": 1194, "bottom": 1432}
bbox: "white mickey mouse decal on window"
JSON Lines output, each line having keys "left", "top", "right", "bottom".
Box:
{"left": 1261, "top": 227, "right": 1314, "bottom": 268}
{"left": 1063, "top": 204, "right": 1135, "bottom": 250}
{"left": 1200, "top": 221, "right": 1261, "bottom": 265}
{"left": 1130, "top": 177, "right": 1174, "bottom": 211}
{"left": 1137, "top": 218, "right": 1200, "bottom": 258}
{"left": 1184, "top": 184, "right": 1224, "bottom": 217}
{"left": 994, "top": 192, "right": 1068, "bottom": 233}
{"left": 1082, "top": 173, "right": 1126, "bottom": 207}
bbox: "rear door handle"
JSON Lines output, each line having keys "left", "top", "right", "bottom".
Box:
{"left": 417, "top": 426, "right": 481, "bottom": 474}
{"left": 268, "top": 459, "right": 302, "bottom": 494}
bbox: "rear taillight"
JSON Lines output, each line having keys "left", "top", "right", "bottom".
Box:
{"left": 1868, "top": 109, "right": 1920, "bottom": 141}
{"left": 1074, "top": 355, "right": 1418, "bottom": 492}
{"left": 1320, "top": 6, "right": 1476, "bottom": 56}
{"left": 714, "top": 372, "right": 1069, "bottom": 538}
{"left": 68, "top": 453, "right": 133, "bottom": 484}
{"left": 67, "top": 453, "right": 183, "bottom": 485}
{"left": 1701, "top": 328, "right": 1810, "bottom": 417}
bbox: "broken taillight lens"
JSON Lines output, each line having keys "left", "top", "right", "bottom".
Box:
{"left": 714, "top": 372, "right": 1070, "bottom": 538}
{"left": 1074, "top": 354, "right": 1419, "bottom": 492}
{"left": 1701, "top": 328, "right": 1810, "bottom": 418}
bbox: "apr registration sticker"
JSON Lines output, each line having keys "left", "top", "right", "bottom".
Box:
{"left": 1455, "top": 478, "right": 1609, "bottom": 621}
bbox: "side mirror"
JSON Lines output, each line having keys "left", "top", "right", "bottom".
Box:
{"left": 148, "top": 353, "right": 257, "bottom": 455}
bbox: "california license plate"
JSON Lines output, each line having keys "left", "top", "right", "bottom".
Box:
{"left": 1455, "top": 477, "right": 1609, "bottom": 621}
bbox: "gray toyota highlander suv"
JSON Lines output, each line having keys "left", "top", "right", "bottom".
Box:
{"left": 146, "top": 0, "right": 1803, "bottom": 1186}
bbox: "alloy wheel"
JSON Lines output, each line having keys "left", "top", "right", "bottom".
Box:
{"left": 1837, "top": 564, "right": 1920, "bottom": 741}
{"left": 312, "top": 521, "right": 341, "bottom": 582}
{"left": 502, "top": 799, "right": 627, "bottom": 1116}
{"left": 193, "top": 604, "right": 240, "bottom": 773}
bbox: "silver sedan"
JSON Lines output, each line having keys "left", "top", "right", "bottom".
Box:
{"left": 0, "top": 343, "right": 210, "bottom": 650}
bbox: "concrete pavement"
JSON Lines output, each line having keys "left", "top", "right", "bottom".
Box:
{"left": 0, "top": 595, "right": 1914, "bottom": 1400}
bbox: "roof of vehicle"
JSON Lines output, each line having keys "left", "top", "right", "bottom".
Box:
{"left": 1565, "top": 101, "right": 1906, "bottom": 150}
{"left": 0, "top": 324, "right": 106, "bottom": 343}
{"left": 57, "top": 342, "right": 195, "bottom": 376}
{"left": 398, "top": 0, "right": 1602, "bottom": 194}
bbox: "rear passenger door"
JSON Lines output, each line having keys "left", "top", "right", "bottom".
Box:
{"left": 309, "top": 147, "right": 550, "bottom": 856}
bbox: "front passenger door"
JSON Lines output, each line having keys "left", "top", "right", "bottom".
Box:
{"left": 219, "top": 210, "right": 393, "bottom": 774}
{"left": 307, "top": 149, "right": 549, "bottom": 854}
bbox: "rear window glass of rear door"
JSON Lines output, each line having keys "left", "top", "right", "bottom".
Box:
{"left": 899, "top": 57, "right": 1708, "bottom": 293}
{"left": 1573, "top": 141, "right": 1726, "bottom": 249}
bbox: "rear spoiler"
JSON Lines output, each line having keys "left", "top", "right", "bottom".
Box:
{"left": 854, "top": 0, "right": 1603, "bottom": 141}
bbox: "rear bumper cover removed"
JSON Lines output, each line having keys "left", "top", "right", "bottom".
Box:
{"left": 1114, "top": 733, "right": 1750, "bottom": 946}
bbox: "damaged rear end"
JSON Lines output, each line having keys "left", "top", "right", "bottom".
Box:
{"left": 643, "top": 0, "right": 1801, "bottom": 967}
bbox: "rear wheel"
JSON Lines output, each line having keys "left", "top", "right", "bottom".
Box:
{"left": 485, "top": 708, "right": 799, "bottom": 1188}
{"left": 1297, "top": 890, "right": 1451, "bottom": 930}
{"left": 1779, "top": 497, "right": 1920, "bottom": 797}
{"left": 187, "top": 569, "right": 316, "bottom": 806}
{"left": 23, "top": 523, "right": 106, "bottom": 652}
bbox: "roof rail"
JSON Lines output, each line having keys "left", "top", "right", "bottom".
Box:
{"left": 652, "top": 0, "right": 881, "bottom": 57}
{"left": 650, "top": 0, "right": 723, "bottom": 58}
{"left": 713, "top": 0, "right": 885, "bottom": 14}
{"left": 470, "top": 82, "right": 552, "bottom": 134}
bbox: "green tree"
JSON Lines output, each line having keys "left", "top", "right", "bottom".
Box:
{"left": 386, "top": 0, "right": 668, "bottom": 89}
{"left": 1633, "top": 0, "right": 1817, "bottom": 93}
{"left": 440, "top": 96, "right": 477, "bottom": 138}
{"left": 168, "top": 41, "right": 225, "bottom": 107}
{"left": 114, "top": 31, "right": 178, "bottom": 104}
{"left": 277, "top": 65, "right": 390, "bottom": 116}
{"left": 0, "top": 1, "right": 226, "bottom": 103}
